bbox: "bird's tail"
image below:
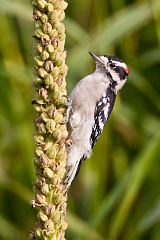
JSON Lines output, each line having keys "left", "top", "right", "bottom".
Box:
{"left": 64, "top": 145, "right": 86, "bottom": 188}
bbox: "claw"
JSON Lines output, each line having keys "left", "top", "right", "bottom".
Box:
{"left": 66, "top": 139, "right": 72, "bottom": 146}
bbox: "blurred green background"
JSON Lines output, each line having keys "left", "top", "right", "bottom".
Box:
{"left": 0, "top": 0, "right": 160, "bottom": 239}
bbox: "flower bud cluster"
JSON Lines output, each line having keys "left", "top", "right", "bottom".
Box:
{"left": 30, "top": 1, "right": 68, "bottom": 239}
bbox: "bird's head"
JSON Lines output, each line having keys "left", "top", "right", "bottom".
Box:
{"left": 89, "top": 52, "right": 129, "bottom": 92}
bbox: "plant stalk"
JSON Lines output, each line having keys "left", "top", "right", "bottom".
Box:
{"left": 30, "top": 0, "right": 68, "bottom": 239}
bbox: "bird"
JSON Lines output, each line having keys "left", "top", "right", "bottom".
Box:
{"left": 64, "top": 52, "right": 129, "bottom": 188}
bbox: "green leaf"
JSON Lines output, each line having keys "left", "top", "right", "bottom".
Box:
{"left": 0, "top": 0, "right": 31, "bottom": 21}
{"left": 138, "top": 199, "right": 160, "bottom": 232}
{"left": 108, "top": 132, "right": 160, "bottom": 240}
{"left": 68, "top": 0, "right": 160, "bottom": 75}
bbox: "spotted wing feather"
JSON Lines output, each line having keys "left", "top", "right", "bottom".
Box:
{"left": 90, "top": 87, "right": 116, "bottom": 148}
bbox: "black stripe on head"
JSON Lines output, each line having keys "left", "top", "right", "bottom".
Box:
{"left": 114, "top": 66, "right": 128, "bottom": 80}
{"left": 103, "top": 55, "right": 124, "bottom": 63}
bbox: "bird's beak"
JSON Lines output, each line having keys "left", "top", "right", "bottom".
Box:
{"left": 89, "top": 52, "right": 103, "bottom": 64}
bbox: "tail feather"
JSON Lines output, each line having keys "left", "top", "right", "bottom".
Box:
{"left": 64, "top": 143, "right": 87, "bottom": 188}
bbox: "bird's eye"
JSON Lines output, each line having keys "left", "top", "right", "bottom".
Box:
{"left": 110, "top": 63, "right": 115, "bottom": 68}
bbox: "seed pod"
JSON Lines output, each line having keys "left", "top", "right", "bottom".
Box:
{"left": 44, "top": 167, "right": 54, "bottom": 178}
{"left": 37, "top": 211, "right": 48, "bottom": 222}
{"left": 43, "top": 22, "right": 52, "bottom": 34}
{"left": 44, "top": 219, "right": 55, "bottom": 231}
{"left": 37, "top": 0, "right": 47, "bottom": 9}
{"left": 41, "top": 34, "right": 50, "bottom": 45}
{"left": 46, "top": 3, "right": 54, "bottom": 12}
{"left": 38, "top": 68, "right": 48, "bottom": 78}
{"left": 46, "top": 119, "right": 56, "bottom": 133}
{"left": 41, "top": 14, "right": 48, "bottom": 23}
{"left": 53, "top": 193, "right": 63, "bottom": 205}
{"left": 35, "top": 193, "right": 46, "bottom": 205}
{"left": 41, "top": 183, "right": 50, "bottom": 195}
{"left": 46, "top": 44, "right": 54, "bottom": 53}
{"left": 35, "top": 147, "right": 43, "bottom": 157}
{"left": 34, "top": 135, "right": 44, "bottom": 144}
{"left": 34, "top": 56, "right": 44, "bottom": 67}
{"left": 34, "top": 29, "right": 44, "bottom": 38}
{"left": 41, "top": 112, "right": 49, "bottom": 122}
{"left": 38, "top": 123, "right": 47, "bottom": 134}
{"left": 44, "top": 74, "right": 54, "bottom": 87}
{"left": 44, "top": 60, "right": 54, "bottom": 72}
{"left": 41, "top": 50, "right": 50, "bottom": 60}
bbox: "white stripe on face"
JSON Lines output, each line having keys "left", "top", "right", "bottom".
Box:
{"left": 112, "top": 60, "right": 127, "bottom": 69}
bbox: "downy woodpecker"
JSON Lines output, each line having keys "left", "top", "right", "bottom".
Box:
{"left": 65, "top": 52, "right": 129, "bottom": 188}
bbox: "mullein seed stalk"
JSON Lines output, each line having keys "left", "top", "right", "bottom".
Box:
{"left": 30, "top": 1, "right": 68, "bottom": 239}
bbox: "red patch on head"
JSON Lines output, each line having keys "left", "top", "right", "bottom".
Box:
{"left": 124, "top": 67, "right": 130, "bottom": 74}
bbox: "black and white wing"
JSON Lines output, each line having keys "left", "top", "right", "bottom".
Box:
{"left": 90, "top": 87, "right": 116, "bottom": 148}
